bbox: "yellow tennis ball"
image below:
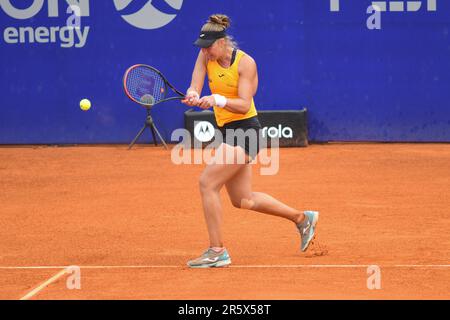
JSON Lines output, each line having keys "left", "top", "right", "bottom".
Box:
{"left": 80, "top": 99, "right": 91, "bottom": 111}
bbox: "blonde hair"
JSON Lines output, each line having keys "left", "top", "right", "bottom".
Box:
{"left": 201, "top": 14, "right": 238, "bottom": 48}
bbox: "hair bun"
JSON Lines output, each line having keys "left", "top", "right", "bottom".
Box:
{"left": 208, "top": 14, "right": 231, "bottom": 30}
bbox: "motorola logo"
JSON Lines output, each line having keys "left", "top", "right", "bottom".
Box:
{"left": 194, "top": 121, "right": 215, "bottom": 142}
{"left": 262, "top": 125, "right": 293, "bottom": 139}
{"left": 113, "top": 0, "right": 183, "bottom": 30}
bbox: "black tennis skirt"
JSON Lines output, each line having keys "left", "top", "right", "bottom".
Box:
{"left": 218, "top": 116, "right": 262, "bottom": 160}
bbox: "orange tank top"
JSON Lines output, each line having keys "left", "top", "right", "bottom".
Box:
{"left": 206, "top": 49, "right": 258, "bottom": 127}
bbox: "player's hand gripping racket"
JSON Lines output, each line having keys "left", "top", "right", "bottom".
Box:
{"left": 123, "top": 64, "right": 185, "bottom": 107}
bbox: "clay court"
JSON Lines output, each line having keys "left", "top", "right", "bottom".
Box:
{"left": 0, "top": 143, "right": 448, "bottom": 300}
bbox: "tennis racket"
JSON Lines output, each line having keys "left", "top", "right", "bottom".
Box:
{"left": 123, "top": 64, "right": 185, "bottom": 107}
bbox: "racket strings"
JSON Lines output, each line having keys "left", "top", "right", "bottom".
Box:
{"left": 126, "top": 67, "right": 166, "bottom": 104}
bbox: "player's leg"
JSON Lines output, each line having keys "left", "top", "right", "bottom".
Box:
{"left": 187, "top": 143, "right": 248, "bottom": 268}
{"left": 199, "top": 143, "right": 250, "bottom": 247}
{"left": 225, "top": 164, "right": 304, "bottom": 223}
{"left": 225, "top": 162, "right": 319, "bottom": 251}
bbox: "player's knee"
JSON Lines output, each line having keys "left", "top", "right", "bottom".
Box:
{"left": 240, "top": 198, "right": 255, "bottom": 210}
{"left": 199, "top": 175, "right": 207, "bottom": 191}
{"left": 199, "top": 175, "right": 220, "bottom": 193}
{"left": 230, "top": 199, "right": 241, "bottom": 208}
{"left": 199, "top": 176, "right": 211, "bottom": 192}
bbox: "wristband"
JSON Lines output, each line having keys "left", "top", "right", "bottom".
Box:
{"left": 212, "top": 94, "right": 227, "bottom": 108}
{"left": 186, "top": 90, "right": 199, "bottom": 99}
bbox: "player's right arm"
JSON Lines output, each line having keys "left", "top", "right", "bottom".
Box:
{"left": 183, "top": 50, "right": 207, "bottom": 106}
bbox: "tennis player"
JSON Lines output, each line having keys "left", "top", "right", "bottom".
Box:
{"left": 182, "top": 14, "right": 319, "bottom": 268}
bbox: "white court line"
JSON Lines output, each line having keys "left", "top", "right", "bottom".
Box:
{"left": 20, "top": 268, "right": 68, "bottom": 300}
{"left": 8, "top": 264, "right": 450, "bottom": 300}
{"left": 235, "top": 264, "right": 450, "bottom": 268}
{"left": 1, "top": 264, "right": 449, "bottom": 270}
{"left": 0, "top": 265, "right": 180, "bottom": 270}
{"left": 394, "top": 265, "right": 450, "bottom": 268}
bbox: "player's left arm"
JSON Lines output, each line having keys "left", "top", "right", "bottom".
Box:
{"left": 197, "top": 55, "right": 258, "bottom": 114}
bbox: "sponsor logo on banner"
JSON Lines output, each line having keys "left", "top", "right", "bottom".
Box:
{"left": 262, "top": 125, "right": 293, "bottom": 139}
{"left": 329, "top": 0, "right": 437, "bottom": 12}
{"left": 194, "top": 121, "right": 215, "bottom": 142}
{"left": 329, "top": 0, "right": 438, "bottom": 29}
{"left": 113, "top": 0, "right": 183, "bottom": 30}
{"left": 1, "top": 0, "right": 91, "bottom": 48}
{"left": 0, "top": 0, "right": 183, "bottom": 48}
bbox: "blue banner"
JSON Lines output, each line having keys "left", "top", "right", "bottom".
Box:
{"left": 1, "top": 0, "right": 449, "bottom": 143}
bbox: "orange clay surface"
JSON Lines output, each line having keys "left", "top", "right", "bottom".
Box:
{"left": 0, "top": 143, "right": 449, "bottom": 300}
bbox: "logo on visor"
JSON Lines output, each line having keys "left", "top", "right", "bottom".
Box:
{"left": 194, "top": 121, "right": 215, "bottom": 142}
{"left": 113, "top": 0, "right": 183, "bottom": 30}
{"left": 200, "top": 33, "right": 206, "bottom": 38}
